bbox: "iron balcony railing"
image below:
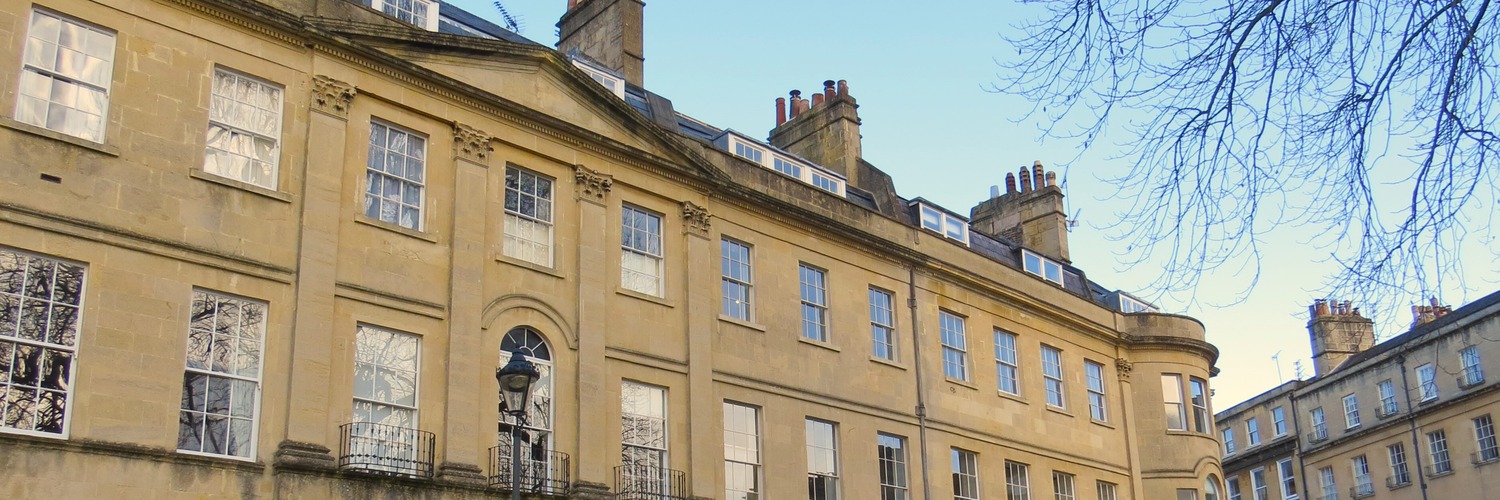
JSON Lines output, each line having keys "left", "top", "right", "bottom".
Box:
{"left": 1307, "top": 428, "right": 1328, "bottom": 443}
{"left": 1473, "top": 449, "right": 1500, "bottom": 465}
{"left": 1457, "top": 371, "right": 1485, "bottom": 389}
{"left": 338, "top": 422, "right": 436, "bottom": 479}
{"left": 1376, "top": 398, "right": 1399, "bottom": 418}
{"left": 1349, "top": 480, "right": 1374, "bottom": 499}
{"left": 1425, "top": 461, "right": 1453, "bottom": 476}
{"left": 489, "top": 445, "right": 572, "bottom": 496}
{"left": 614, "top": 464, "right": 689, "bottom": 500}
{"left": 1385, "top": 474, "right": 1410, "bottom": 489}
{"left": 1315, "top": 493, "right": 1339, "bottom": 500}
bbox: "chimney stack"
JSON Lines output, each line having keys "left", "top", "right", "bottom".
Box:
{"left": 970, "top": 161, "right": 1071, "bottom": 262}
{"left": 558, "top": 0, "right": 646, "bottom": 86}
{"left": 769, "top": 80, "right": 863, "bottom": 183}
{"left": 1411, "top": 297, "right": 1453, "bottom": 329}
{"left": 1307, "top": 298, "right": 1375, "bottom": 376}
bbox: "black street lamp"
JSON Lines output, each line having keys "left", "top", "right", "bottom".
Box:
{"left": 497, "top": 350, "right": 540, "bottom": 500}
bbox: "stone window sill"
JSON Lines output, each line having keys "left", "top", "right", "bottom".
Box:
{"left": 497, "top": 254, "right": 565, "bottom": 279}
{"left": 797, "top": 337, "right": 841, "bottom": 352}
{"left": 1, "top": 116, "right": 119, "bottom": 156}
{"left": 189, "top": 169, "right": 292, "bottom": 203}
{"left": 354, "top": 214, "right": 438, "bottom": 243}
{"left": 718, "top": 315, "right": 765, "bottom": 332}
{"left": 616, "top": 287, "right": 673, "bottom": 307}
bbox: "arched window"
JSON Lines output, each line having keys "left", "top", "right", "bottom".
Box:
{"left": 1205, "top": 474, "right": 1222, "bottom": 500}
{"left": 500, "top": 327, "right": 555, "bottom": 482}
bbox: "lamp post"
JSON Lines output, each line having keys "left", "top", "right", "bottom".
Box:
{"left": 497, "top": 350, "right": 540, "bottom": 500}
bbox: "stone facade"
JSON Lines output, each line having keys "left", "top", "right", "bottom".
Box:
{"left": 0, "top": 0, "right": 1222, "bottom": 498}
{"left": 1216, "top": 294, "right": 1500, "bottom": 500}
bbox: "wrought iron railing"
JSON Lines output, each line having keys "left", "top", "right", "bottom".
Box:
{"left": 1473, "top": 449, "right": 1500, "bottom": 465}
{"left": 338, "top": 422, "right": 436, "bottom": 479}
{"left": 1349, "top": 480, "right": 1374, "bottom": 499}
{"left": 1425, "top": 461, "right": 1453, "bottom": 476}
{"left": 614, "top": 464, "right": 689, "bottom": 500}
{"left": 1385, "top": 474, "right": 1410, "bottom": 489}
{"left": 489, "top": 445, "right": 572, "bottom": 496}
{"left": 1457, "top": 371, "right": 1485, "bottom": 389}
{"left": 1307, "top": 428, "right": 1328, "bottom": 443}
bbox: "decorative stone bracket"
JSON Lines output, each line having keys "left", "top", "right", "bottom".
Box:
{"left": 681, "top": 201, "right": 712, "bottom": 236}
{"left": 452, "top": 123, "right": 493, "bottom": 164}
{"left": 573, "top": 164, "right": 613, "bottom": 202}
{"left": 311, "top": 75, "right": 356, "bottom": 118}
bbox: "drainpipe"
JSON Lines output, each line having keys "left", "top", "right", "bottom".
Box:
{"left": 1290, "top": 390, "right": 1310, "bottom": 500}
{"left": 908, "top": 266, "right": 933, "bottom": 500}
{"left": 1397, "top": 355, "right": 1431, "bottom": 500}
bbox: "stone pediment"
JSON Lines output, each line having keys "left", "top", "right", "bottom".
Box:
{"left": 307, "top": 19, "right": 721, "bottom": 182}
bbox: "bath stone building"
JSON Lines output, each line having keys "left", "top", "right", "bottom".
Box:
{"left": 0, "top": 0, "right": 1223, "bottom": 498}
{"left": 1215, "top": 294, "right": 1500, "bottom": 500}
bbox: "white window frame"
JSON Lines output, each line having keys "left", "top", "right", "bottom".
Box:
{"left": 773, "top": 157, "right": 803, "bottom": 178}
{"left": 1162, "top": 375, "right": 1187, "bottom": 431}
{"left": 720, "top": 239, "right": 753, "bottom": 321}
{"left": 805, "top": 418, "right": 841, "bottom": 499}
{"left": 1476, "top": 414, "right": 1499, "bottom": 462}
{"left": 1021, "top": 250, "right": 1064, "bottom": 285}
{"left": 1272, "top": 406, "right": 1287, "bottom": 436}
{"left": 1005, "top": 460, "right": 1030, "bottom": 500}
{"left": 1351, "top": 455, "right": 1373, "bottom": 497}
{"left": 939, "top": 310, "right": 969, "bottom": 381}
{"left": 351, "top": 324, "right": 423, "bottom": 474}
{"left": 1053, "top": 471, "right": 1076, "bottom": 500}
{"left": 716, "top": 133, "right": 847, "bottom": 197}
{"left": 1042, "top": 345, "right": 1066, "bottom": 408}
{"left": 177, "top": 289, "right": 265, "bottom": 460}
{"left": 733, "top": 141, "right": 765, "bottom": 163}
{"left": 1250, "top": 467, "right": 1268, "bottom": 500}
{"left": 1342, "top": 394, "right": 1361, "bottom": 429}
{"left": 1190, "top": 378, "right": 1210, "bottom": 432}
{"left": 16, "top": 9, "right": 115, "bottom": 144}
{"left": 799, "top": 264, "right": 829, "bottom": 342}
{"left": 620, "top": 205, "right": 664, "bottom": 296}
{"left": 952, "top": 448, "right": 980, "bottom": 500}
{"left": 995, "top": 330, "right": 1020, "bottom": 395}
{"left": 621, "top": 381, "right": 670, "bottom": 492}
{"left": 1388, "top": 443, "right": 1410, "bottom": 486}
{"left": 1277, "top": 458, "right": 1297, "bottom": 500}
{"left": 504, "top": 166, "right": 556, "bottom": 267}
{"left": 1227, "top": 477, "right": 1241, "bottom": 500}
{"left": 1118, "top": 295, "right": 1156, "bottom": 313}
{"left": 364, "top": 120, "right": 427, "bottom": 231}
{"left": 1416, "top": 364, "right": 1438, "bottom": 401}
{"left": 1085, "top": 360, "right": 1107, "bottom": 421}
{"left": 369, "top": 0, "right": 440, "bottom": 30}
{"left": 1427, "top": 430, "right": 1452, "bottom": 474}
{"left": 0, "top": 247, "right": 86, "bottom": 438}
{"left": 878, "top": 433, "right": 909, "bottom": 499}
{"left": 1222, "top": 428, "right": 1237, "bottom": 455}
{"left": 1377, "top": 380, "right": 1398, "bottom": 416}
{"left": 1098, "top": 481, "right": 1119, "bottom": 500}
{"left": 869, "top": 288, "right": 897, "bottom": 361}
{"left": 1247, "top": 417, "right": 1261, "bottom": 446}
{"left": 723, "top": 401, "right": 761, "bottom": 500}
{"left": 917, "top": 203, "right": 971, "bottom": 245}
{"left": 1460, "top": 346, "right": 1484, "bottom": 386}
{"left": 203, "top": 67, "right": 283, "bottom": 189}
{"left": 571, "top": 59, "right": 626, "bottom": 98}
{"left": 1310, "top": 407, "right": 1327, "bottom": 441}
{"left": 1317, "top": 467, "right": 1335, "bottom": 500}
{"left": 499, "top": 328, "right": 555, "bottom": 479}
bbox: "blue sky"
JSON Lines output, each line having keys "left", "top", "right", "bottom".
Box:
{"left": 447, "top": 0, "right": 1498, "bottom": 408}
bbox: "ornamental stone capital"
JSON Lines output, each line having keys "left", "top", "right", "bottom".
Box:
{"left": 452, "top": 123, "right": 492, "bottom": 164}
{"left": 1115, "top": 357, "right": 1134, "bottom": 380}
{"left": 573, "top": 164, "right": 613, "bottom": 202}
{"left": 311, "top": 75, "right": 356, "bottom": 118}
{"left": 681, "top": 201, "right": 712, "bottom": 235}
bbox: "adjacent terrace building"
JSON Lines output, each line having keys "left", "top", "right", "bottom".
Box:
{"left": 1215, "top": 294, "right": 1500, "bottom": 500}
{"left": 0, "top": 0, "right": 1223, "bottom": 498}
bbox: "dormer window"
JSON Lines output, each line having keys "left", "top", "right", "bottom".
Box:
{"left": 916, "top": 203, "right": 969, "bottom": 245}
{"left": 713, "top": 131, "right": 846, "bottom": 198}
{"left": 370, "top": 0, "right": 439, "bottom": 31}
{"left": 1022, "top": 249, "right": 1063, "bottom": 285}
{"left": 734, "top": 142, "right": 765, "bottom": 162}
{"left": 1119, "top": 295, "right": 1157, "bottom": 314}
{"left": 773, "top": 157, "right": 803, "bottom": 177}
{"left": 570, "top": 59, "right": 626, "bottom": 98}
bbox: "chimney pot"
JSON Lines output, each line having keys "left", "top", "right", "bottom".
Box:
{"left": 837, "top": 80, "right": 849, "bottom": 96}
{"left": 775, "top": 97, "right": 787, "bottom": 126}
{"left": 789, "top": 90, "right": 805, "bottom": 118}
{"left": 1019, "top": 167, "right": 1032, "bottom": 192}
{"left": 990, "top": 185, "right": 1000, "bottom": 198}
{"left": 812, "top": 93, "right": 825, "bottom": 107}
{"left": 1045, "top": 171, "right": 1057, "bottom": 188}
{"left": 1033, "top": 162, "right": 1044, "bottom": 187}
{"left": 1005, "top": 173, "right": 1017, "bottom": 193}
{"left": 823, "top": 80, "right": 836, "bottom": 101}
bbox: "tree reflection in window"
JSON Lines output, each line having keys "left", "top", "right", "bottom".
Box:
{"left": 177, "top": 290, "right": 264, "bottom": 457}
{"left": 0, "top": 248, "right": 85, "bottom": 436}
